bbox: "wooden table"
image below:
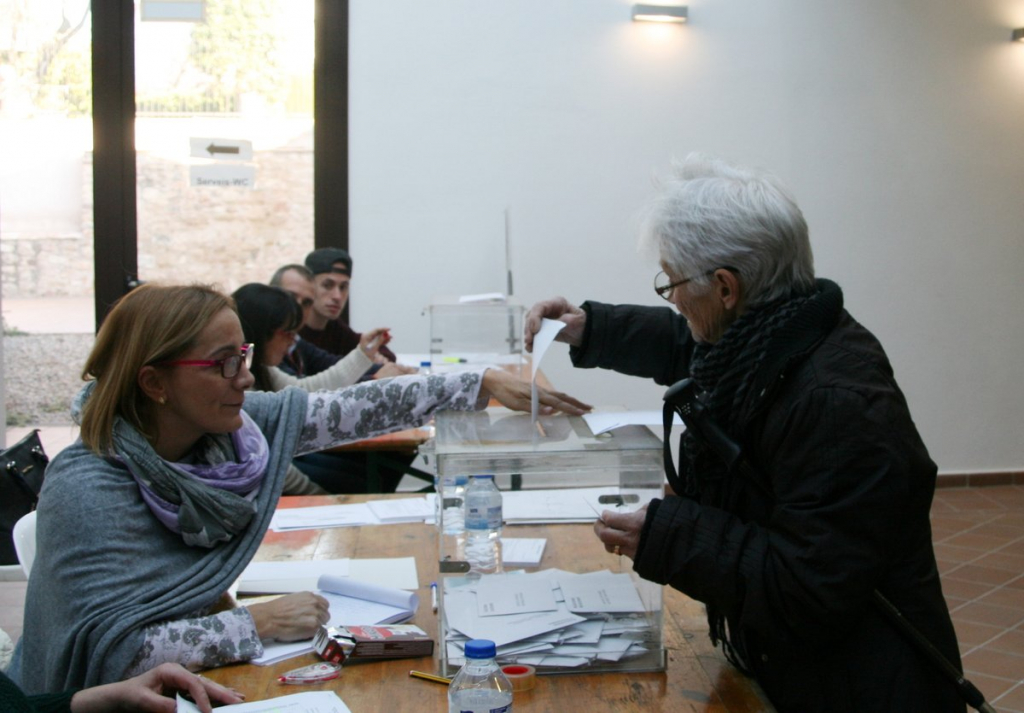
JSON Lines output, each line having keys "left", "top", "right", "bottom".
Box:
{"left": 204, "top": 495, "right": 774, "bottom": 712}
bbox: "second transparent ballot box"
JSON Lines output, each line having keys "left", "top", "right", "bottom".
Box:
{"left": 427, "top": 407, "right": 667, "bottom": 677}
{"left": 425, "top": 297, "right": 525, "bottom": 375}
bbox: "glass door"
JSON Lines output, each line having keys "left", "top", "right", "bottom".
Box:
{"left": 0, "top": 0, "right": 95, "bottom": 446}
{"left": 134, "top": 0, "right": 315, "bottom": 292}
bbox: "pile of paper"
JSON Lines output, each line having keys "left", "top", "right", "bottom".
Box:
{"left": 442, "top": 569, "right": 656, "bottom": 669}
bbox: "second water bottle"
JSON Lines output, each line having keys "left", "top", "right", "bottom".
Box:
{"left": 464, "top": 475, "right": 502, "bottom": 574}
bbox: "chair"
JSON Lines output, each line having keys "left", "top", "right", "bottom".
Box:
{"left": 12, "top": 511, "right": 36, "bottom": 578}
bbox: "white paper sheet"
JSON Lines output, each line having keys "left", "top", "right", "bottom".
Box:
{"left": 444, "top": 589, "right": 586, "bottom": 647}
{"left": 559, "top": 571, "right": 646, "bottom": 613}
{"left": 365, "top": 497, "right": 433, "bottom": 523}
{"left": 500, "top": 538, "right": 546, "bottom": 566}
{"left": 237, "top": 559, "right": 351, "bottom": 594}
{"left": 530, "top": 318, "right": 566, "bottom": 423}
{"left": 475, "top": 573, "right": 558, "bottom": 616}
{"left": 269, "top": 503, "right": 377, "bottom": 531}
{"left": 583, "top": 410, "right": 683, "bottom": 436}
{"left": 251, "top": 570, "right": 420, "bottom": 665}
{"left": 177, "top": 691, "right": 351, "bottom": 713}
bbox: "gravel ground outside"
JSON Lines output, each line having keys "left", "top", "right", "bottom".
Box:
{"left": 3, "top": 333, "right": 95, "bottom": 426}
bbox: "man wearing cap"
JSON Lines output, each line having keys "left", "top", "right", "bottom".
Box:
{"left": 300, "top": 247, "right": 399, "bottom": 363}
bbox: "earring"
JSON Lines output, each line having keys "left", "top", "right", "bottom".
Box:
{"left": 158, "top": 396, "right": 166, "bottom": 405}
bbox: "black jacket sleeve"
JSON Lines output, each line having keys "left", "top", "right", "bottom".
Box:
{"left": 569, "top": 301, "right": 695, "bottom": 386}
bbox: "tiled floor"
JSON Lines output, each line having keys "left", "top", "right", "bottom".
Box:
{"left": 932, "top": 484, "right": 1024, "bottom": 712}
{"left": 1, "top": 484, "right": 1022, "bottom": 709}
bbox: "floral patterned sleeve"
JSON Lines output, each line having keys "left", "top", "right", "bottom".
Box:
{"left": 124, "top": 607, "right": 263, "bottom": 676}
{"left": 295, "top": 369, "right": 486, "bottom": 455}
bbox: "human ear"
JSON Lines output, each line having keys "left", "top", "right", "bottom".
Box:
{"left": 714, "top": 269, "right": 743, "bottom": 311}
{"left": 137, "top": 365, "right": 168, "bottom": 405}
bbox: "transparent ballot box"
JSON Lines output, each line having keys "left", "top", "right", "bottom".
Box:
{"left": 427, "top": 407, "right": 667, "bottom": 677}
{"left": 425, "top": 298, "right": 525, "bottom": 374}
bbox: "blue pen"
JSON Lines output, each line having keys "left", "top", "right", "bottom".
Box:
{"left": 430, "top": 581, "right": 438, "bottom": 612}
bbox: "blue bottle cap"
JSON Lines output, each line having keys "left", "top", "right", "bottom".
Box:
{"left": 420, "top": 361, "right": 431, "bottom": 367}
{"left": 464, "top": 639, "right": 497, "bottom": 659}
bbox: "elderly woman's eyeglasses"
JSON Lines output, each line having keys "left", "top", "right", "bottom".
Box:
{"left": 157, "top": 343, "right": 255, "bottom": 379}
{"left": 654, "top": 268, "right": 738, "bottom": 301}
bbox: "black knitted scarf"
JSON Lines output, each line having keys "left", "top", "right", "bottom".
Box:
{"left": 681, "top": 287, "right": 813, "bottom": 669}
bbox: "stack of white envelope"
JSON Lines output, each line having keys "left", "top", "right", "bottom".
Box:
{"left": 442, "top": 569, "right": 656, "bottom": 670}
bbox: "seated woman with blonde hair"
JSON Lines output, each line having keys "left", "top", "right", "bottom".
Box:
{"left": 10, "top": 283, "right": 589, "bottom": 694}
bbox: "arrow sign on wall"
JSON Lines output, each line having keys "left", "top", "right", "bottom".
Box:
{"left": 189, "top": 137, "right": 253, "bottom": 161}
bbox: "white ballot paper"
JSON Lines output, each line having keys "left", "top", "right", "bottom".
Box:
{"left": 559, "top": 571, "right": 646, "bottom": 613}
{"left": 444, "top": 589, "right": 586, "bottom": 647}
{"left": 178, "top": 691, "right": 351, "bottom": 713}
{"left": 583, "top": 410, "right": 684, "bottom": 436}
{"left": 530, "top": 318, "right": 566, "bottom": 423}
{"left": 500, "top": 537, "right": 546, "bottom": 566}
{"left": 475, "top": 572, "right": 558, "bottom": 616}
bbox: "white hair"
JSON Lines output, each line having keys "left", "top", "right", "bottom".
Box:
{"left": 640, "top": 153, "right": 815, "bottom": 305}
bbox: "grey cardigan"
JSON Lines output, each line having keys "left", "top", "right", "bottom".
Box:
{"left": 15, "top": 388, "right": 306, "bottom": 693}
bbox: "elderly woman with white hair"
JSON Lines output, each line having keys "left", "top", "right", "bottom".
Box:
{"left": 525, "top": 155, "right": 963, "bottom": 713}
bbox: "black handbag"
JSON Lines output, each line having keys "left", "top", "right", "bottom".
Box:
{"left": 0, "top": 429, "right": 49, "bottom": 565}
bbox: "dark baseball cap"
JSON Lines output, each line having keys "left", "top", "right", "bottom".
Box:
{"left": 305, "top": 248, "right": 353, "bottom": 277}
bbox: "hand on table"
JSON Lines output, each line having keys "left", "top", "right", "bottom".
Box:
{"left": 69, "top": 662, "right": 243, "bottom": 713}
{"left": 247, "top": 591, "right": 330, "bottom": 642}
{"left": 481, "top": 368, "right": 591, "bottom": 416}
{"left": 594, "top": 505, "right": 649, "bottom": 561}
{"left": 524, "top": 297, "right": 587, "bottom": 353}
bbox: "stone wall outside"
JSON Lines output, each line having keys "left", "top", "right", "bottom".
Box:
{"left": 1, "top": 148, "right": 314, "bottom": 299}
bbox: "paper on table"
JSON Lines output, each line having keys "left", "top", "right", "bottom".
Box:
{"left": 530, "top": 318, "right": 566, "bottom": 423}
{"left": 319, "top": 573, "right": 419, "bottom": 625}
{"left": 366, "top": 497, "right": 433, "bottom": 523}
{"left": 270, "top": 503, "right": 377, "bottom": 531}
{"left": 177, "top": 691, "right": 351, "bottom": 713}
{"left": 500, "top": 537, "right": 546, "bottom": 566}
{"left": 237, "top": 558, "right": 351, "bottom": 594}
{"left": 583, "top": 410, "right": 684, "bottom": 436}
{"left": 348, "top": 556, "right": 419, "bottom": 591}
{"left": 251, "top": 571, "right": 420, "bottom": 665}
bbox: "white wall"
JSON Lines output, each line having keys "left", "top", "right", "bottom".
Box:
{"left": 348, "top": 0, "right": 1024, "bottom": 473}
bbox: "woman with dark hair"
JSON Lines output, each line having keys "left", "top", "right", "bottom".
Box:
{"left": 232, "top": 283, "right": 384, "bottom": 393}
{"left": 11, "top": 283, "right": 589, "bottom": 694}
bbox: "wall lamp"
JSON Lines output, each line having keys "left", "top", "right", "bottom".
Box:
{"left": 631, "top": 4, "right": 688, "bottom": 23}
{"left": 1013, "top": 28, "right": 1024, "bottom": 42}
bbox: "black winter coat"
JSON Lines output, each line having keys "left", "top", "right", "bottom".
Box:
{"left": 571, "top": 281, "right": 963, "bottom": 713}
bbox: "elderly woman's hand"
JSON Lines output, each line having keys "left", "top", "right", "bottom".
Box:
{"left": 481, "top": 368, "right": 591, "bottom": 416}
{"left": 247, "top": 591, "right": 331, "bottom": 642}
{"left": 524, "top": 297, "right": 587, "bottom": 353}
{"left": 594, "top": 505, "right": 649, "bottom": 561}
{"left": 69, "top": 662, "right": 243, "bottom": 713}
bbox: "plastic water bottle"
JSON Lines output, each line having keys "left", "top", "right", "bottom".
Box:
{"left": 420, "top": 360, "right": 432, "bottom": 375}
{"left": 441, "top": 475, "right": 468, "bottom": 535}
{"left": 436, "top": 475, "right": 468, "bottom": 565}
{"left": 448, "top": 639, "right": 513, "bottom": 713}
{"left": 464, "top": 475, "right": 503, "bottom": 575}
